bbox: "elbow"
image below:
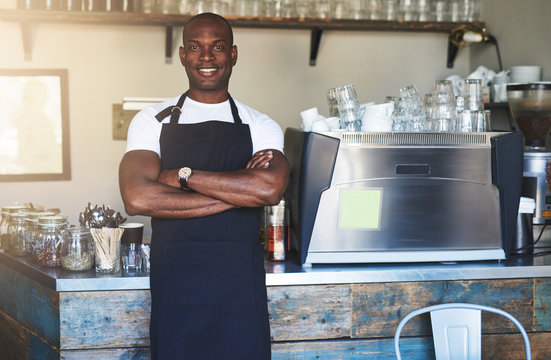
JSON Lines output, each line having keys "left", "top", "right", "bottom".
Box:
{"left": 260, "top": 186, "right": 287, "bottom": 207}
{"left": 121, "top": 193, "right": 148, "bottom": 217}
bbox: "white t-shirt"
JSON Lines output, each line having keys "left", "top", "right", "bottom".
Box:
{"left": 125, "top": 95, "right": 284, "bottom": 157}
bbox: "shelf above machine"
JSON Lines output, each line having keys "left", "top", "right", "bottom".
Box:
{"left": 0, "top": 9, "right": 486, "bottom": 65}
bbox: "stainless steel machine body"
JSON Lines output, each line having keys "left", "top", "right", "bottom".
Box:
{"left": 284, "top": 129, "right": 523, "bottom": 265}
{"left": 522, "top": 152, "right": 551, "bottom": 224}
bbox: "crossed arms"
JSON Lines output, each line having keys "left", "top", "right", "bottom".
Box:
{"left": 119, "top": 149, "right": 290, "bottom": 219}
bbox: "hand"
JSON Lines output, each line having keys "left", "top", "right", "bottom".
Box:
{"left": 246, "top": 150, "right": 273, "bottom": 169}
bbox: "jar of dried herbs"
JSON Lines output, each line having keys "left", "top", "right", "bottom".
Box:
{"left": 61, "top": 226, "right": 95, "bottom": 272}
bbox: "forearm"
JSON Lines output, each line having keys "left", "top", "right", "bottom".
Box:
{"left": 189, "top": 151, "right": 289, "bottom": 208}
{"left": 189, "top": 169, "right": 279, "bottom": 207}
{"left": 154, "top": 150, "right": 290, "bottom": 208}
{"left": 124, "top": 182, "right": 234, "bottom": 219}
{"left": 119, "top": 151, "right": 235, "bottom": 219}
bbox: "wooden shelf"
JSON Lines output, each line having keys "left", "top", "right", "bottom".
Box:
{"left": 0, "top": 9, "right": 486, "bottom": 64}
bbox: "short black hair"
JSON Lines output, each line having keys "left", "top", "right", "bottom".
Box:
{"left": 182, "top": 13, "right": 234, "bottom": 46}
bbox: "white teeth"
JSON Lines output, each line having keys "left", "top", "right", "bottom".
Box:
{"left": 199, "top": 68, "right": 216, "bottom": 73}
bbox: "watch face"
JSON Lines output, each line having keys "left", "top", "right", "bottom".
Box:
{"left": 178, "top": 167, "right": 192, "bottom": 179}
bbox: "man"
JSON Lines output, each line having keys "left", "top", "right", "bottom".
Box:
{"left": 119, "top": 13, "right": 289, "bottom": 360}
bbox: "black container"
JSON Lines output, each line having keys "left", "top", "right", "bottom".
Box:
{"left": 513, "top": 213, "right": 534, "bottom": 255}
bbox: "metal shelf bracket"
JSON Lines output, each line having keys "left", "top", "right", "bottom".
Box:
{"left": 309, "top": 27, "right": 323, "bottom": 66}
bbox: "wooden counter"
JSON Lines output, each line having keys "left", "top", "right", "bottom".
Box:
{"left": 1, "top": 250, "right": 551, "bottom": 359}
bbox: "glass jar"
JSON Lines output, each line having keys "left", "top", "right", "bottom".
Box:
{"left": 7, "top": 211, "right": 29, "bottom": 256}
{"left": 61, "top": 226, "right": 95, "bottom": 272}
{"left": 25, "top": 211, "right": 55, "bottom": 260}
{"left": 1, "top": 205, "right": 26, "bottom": 250}
{"left": 36, "top": 216, "right": 67, "bottom": 267}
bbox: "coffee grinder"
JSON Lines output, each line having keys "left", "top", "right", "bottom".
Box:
{"left": 507, "top": 82, "right": 551, "bottom": 225}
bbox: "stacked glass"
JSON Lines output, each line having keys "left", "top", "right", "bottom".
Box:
{"left": 393, "top": 84, "right": 427, "bottom": 132}
{"left": 429, "top": 80, "right": 456, "bottom": 132}
{"left": 327, "top": 84, "right": 361, "bottom": 132}
{"left": 457, "top": 78, "right": 488, "bottom": 132}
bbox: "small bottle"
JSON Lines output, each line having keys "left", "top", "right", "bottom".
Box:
{"left": 264, "top": 200, "right": 289, "bottom": 262}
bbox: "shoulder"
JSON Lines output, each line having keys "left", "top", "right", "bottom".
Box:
{"left": 233, "top": 98, "right": 274, "bottom": 124}
{"left": 232, "top": 98, "right": 284, "bottom": 154}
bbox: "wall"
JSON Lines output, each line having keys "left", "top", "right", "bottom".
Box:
{"left": 470, "top": 0, "right": 551, "bottom": 80}
{"left": 2, "top": 2, "right": 534, "bottom": 236}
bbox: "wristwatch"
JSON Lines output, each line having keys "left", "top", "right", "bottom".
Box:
{"left": 178, "top": 167, "right": 192, "bottom": 190}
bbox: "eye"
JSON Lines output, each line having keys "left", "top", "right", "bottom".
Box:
{"left": 214, "top": 45, "right": 223, "bottom": 50}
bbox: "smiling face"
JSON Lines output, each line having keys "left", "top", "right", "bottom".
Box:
{"left": 180, "top": 14, "right": 237, "bottom": 104}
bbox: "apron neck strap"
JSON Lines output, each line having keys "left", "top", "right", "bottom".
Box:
{"left": 155, "top": 91, "right": 243, "bottom": 125}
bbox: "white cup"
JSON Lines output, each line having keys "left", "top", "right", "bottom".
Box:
{"left": 511, "top": 66, "right": 542, "bottom": 83}
{"left": 300, "top": 107, "right": 319, "bottom": 131}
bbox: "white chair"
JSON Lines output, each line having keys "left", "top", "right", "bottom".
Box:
{"left": 394, "top": 303, "right": 531, "bottom": 360}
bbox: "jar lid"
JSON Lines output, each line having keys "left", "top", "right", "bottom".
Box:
{"left": 2, "top": 205, "right": 27, "bottom": 213}
{"left": 67, "top": 225, "right": 90, "bottom": 235}
{"left": 9, "top": 212, "right": 28, "bottom": 220}
{"left": 25, "top": 211, "right": 56, "bottom": 221}
{"left": 38, "top": 215, "right": 68, "bottom": 226}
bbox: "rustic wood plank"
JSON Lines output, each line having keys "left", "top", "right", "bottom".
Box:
{"left": 29, "top": 333, "right": 60, "bottom": 360}
{"left": 268, "top": 285, "right": 351, "bottom": 341}
{"left": 534, "top": 278, "right": 551, "bottom": 331}
{"left": 272, "top": 337, "right": 421, "bottom": 360}
{"left": 60, "top": 347, "right": 150, "bottom": 360}
{"left": 0, "top": 310, "right": 30, "bottom": 360}
{"left": 272, "top": 332, "right": 551, "bottom": 360}
{"left": 483, "top": 332, "right": 551, "bottom": 360}
{"left": 350, "top": 279, "right": 534, "bottom": 338}
{"left": 59, "top": 290, "right": 151, "bottom": 349}
{"left": 0, "top": 262, "right": 60, "bottom": 347}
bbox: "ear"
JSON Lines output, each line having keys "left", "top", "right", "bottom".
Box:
{"left": 231, "top": 45, "right": 238, "bottom": 66}
{"left": 179, "top": 46, "right": 186, "bottom": 67}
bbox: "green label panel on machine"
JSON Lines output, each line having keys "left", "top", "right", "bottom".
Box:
{"left": 339, "top": 189, "right": 382, "bottom": 230}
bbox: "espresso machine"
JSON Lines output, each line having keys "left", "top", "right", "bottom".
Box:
{"left": 507, "top": 82, "right": 551, "bottom": 224}
{"left": 284, "top": 128, "right": 523, "bottom": 265}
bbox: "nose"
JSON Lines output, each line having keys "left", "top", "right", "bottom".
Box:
{"left": 199, "top": 48, "right": 214, "bottom": 62}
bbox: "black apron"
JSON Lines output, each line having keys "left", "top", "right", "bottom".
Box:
{"left": 150, "top": 93, "right": 271, "bottom": 360}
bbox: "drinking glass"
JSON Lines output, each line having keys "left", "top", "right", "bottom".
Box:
{"left": 381, "top": 0, "right": 397, "bottom": 20}
{"left": 457, "top": 110, "right": 474, "bottom": 132}
{"left": 178, "top": 0, "right": 195, "bottom": 14}
{"left": 332, "top": 0, "right": 347, "bottom": 19}
{"left": 463, "top": 78, "right": 484, "bottom": 111}
{"left": 315, "top": 0, "right": 331, "bottom": 18}
{"left": 398, "top": 0, "right": 417, "bottom": 21}
{"left": 367, "top": 0, "right": 382, "bottom": 20}
{"left": 281, "top": 0, "right": 295, "bottom": 17}
{"left": 391, "top": 97, "right": 406, "bottom": 132}
{"left": 417, "top": 0, "right": 431, "bottom": 21}
{"left": 472, "top": 110, "right": 487, "bottom": 132}
{"left": 423, "top": 93, "right": 433, "bottom": 130}
{"left": 350, "top": 0, "right": 365, "bottom": 20}
{"left": 335, "top": 85, "right": 361, "bottom": 132}
{"left": 295, "top": 0, "right": 311, "bottom": 18}
{"left": 433, "top": 0, "right": 448, "bottom": 21}
{"left": 430, "top": 80, "right": 456, "bottom": 133}
{"left": 399, "top": 84, "right": 426, "bottom": 132}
